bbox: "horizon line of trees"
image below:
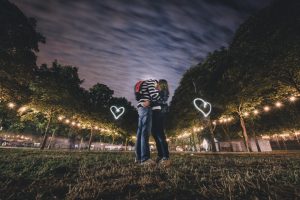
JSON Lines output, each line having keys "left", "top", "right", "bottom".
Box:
{"left": 166, "top": 0, "right": 300, "bottom": 152}
{"left": 0, "top": 0, "right": 138, "bottom": 150}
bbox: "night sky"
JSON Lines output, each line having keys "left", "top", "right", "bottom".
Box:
{"left": 11, "top": 0, "right": 271, "bottom": 104}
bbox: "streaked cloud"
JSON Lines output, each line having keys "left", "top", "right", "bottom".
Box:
{"left": 11, "top": 0, "right": 271, "bottom": 104}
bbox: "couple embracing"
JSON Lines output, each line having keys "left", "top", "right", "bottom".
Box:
{"left": 134, "top": 79, "right": 171, "bottom": 167}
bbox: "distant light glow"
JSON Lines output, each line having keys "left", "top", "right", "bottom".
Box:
{"left": 8, "top": 102, "right": 15, "bottom": 109}
{"left": 18, "top": 106, "right": 27, "bottom": 113}
{"left": 275, "top": 102, "right": 282, "bottom": 108}
{"left": 289, "top": 96, "right": 296, "bottom": 102}
{"left": 253, "top": 110, "right": 259, "bottom": 115}
{"left": 263, "top": 106, "right": 270, "bottom": 112}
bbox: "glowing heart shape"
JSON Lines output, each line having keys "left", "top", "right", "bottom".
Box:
{"left": 110, "top": 106, "right": 125, "bottom": 120}
{"left": 193, "top": 98, "right": 212, "bottom": 117}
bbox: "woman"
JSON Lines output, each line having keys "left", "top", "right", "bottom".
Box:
{"left": 151, "top": 79, "right": 171, "bottom": 167}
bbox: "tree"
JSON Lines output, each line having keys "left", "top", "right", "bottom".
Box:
{"left": 0, "top": 0, "right": 45, "bottom": 101}
{"left": 167, "top": 0, "right": 300, "bottom": 152}
{"left": 28, "top": 61, "right": 85, "bottom": 149}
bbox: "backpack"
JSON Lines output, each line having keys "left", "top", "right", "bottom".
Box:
{"left": 134, "top": 80, "right": 144, "bottom": 101}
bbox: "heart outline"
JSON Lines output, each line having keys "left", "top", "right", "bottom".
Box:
{"left": 193, "top": 98, "right": 212, "bottom": 117}
{"left": 110, "top": 106, "right": 125, "bottom": 120}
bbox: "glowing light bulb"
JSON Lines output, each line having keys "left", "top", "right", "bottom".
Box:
{"left": 58, "top": 116, "right": 64, "bottom": 121}
{"left": 8, "top": 102, "right": 15, "bottom": 109}
{"left": 289, "top": 96, "right": 296, "bottom": 102}
{"left": 65, "top": 119, "right": 70, "bottom": 124}
{"left": 244, "top": 112, "right": 249, "bottom": 117}
{"left": 275, "top": 102, "right": 282, "bottom": 108}
{"left": 18, "top": 106, "right": 27, "bottom": 113}
{"left": 263, "top": 106, "right": 270, "bottom": 112}
{"left": 253, "top": 110, "right": 259, "bottom": 115}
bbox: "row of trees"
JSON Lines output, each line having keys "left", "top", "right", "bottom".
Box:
{"left": 0, "top": 0, "right": 138, "bottom": 149}
{"left": 167, "top": 0, "right": 300, "bottom": 151}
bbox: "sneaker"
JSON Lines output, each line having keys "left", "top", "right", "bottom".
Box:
{"left": 155, "top": 157, "right": 162, "bottom": 164}
{"left": 159, "top": 159, "right": 171, "bottom": 168}
{"left": 140, "top": 159, "right": 156, "bottom": 166}
{"left": 134, "top": 159, "right": 141, "bottom": 164}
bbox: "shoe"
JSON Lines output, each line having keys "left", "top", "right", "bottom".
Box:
{"left": 134, "top": 159, "right": 141, "bottom": 164}
{"left": 159, "top": 159, "right": 171, "bottom": 168}
{"left": 155, "top": 157, "right": 162, "bottom": 164}
{"left": 140, "top": 159, "right": 156, "bottom": 166}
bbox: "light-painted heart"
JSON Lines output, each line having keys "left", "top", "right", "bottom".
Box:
{"left": 110, "top": 106, "right": 125, "bottom": 120}
{"left": 193, "top": 98, "right": 212, "bottom": 117}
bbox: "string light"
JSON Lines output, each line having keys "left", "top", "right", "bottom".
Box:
{"left": 275, "top": 101, "right": 283, "bottom": 108}
{"left": 65, "top": 119, "right": 70, "bottom": 124}
{"left": 18, "top": 106, "right": 27, "bottom": 113}
{"left": 243, "top": 112, "right": 249, "bottom": 117}
{"left": 7, "top": 102, "right": 15, "bottom": 109}
{"left": 263, "top": 106, "right": 270, "bottom": 112}
{"left": 253, "top": 110, "right": 259, "bottom": 115}
{"left": 289, "top": 96, "right": 296, "bottom": 102}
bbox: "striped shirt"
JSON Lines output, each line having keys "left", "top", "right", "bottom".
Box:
{"left": 137, "top": 79, "right": 160, "bottom": 107}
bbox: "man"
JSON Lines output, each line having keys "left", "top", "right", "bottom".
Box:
{"left": 135, "top": 79, "right": 160, "bottom": 165}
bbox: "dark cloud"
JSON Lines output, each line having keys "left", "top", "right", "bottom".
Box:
{"left": 11, "top": 0, "right": 272, "bottom": 104}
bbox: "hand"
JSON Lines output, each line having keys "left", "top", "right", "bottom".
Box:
{"left": 142, "top": 100, "right": 150, "bottom": 107}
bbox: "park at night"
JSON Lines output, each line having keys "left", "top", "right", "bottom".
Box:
{"left": 0, "top": 0, "right": 300, "bottom": 199}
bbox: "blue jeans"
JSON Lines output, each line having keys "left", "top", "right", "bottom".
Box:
{"left": 152, "top": 110, "right": 169, "bottom": 159}
{"left": 135, "top": 107, "right": 152, "bottom": 162}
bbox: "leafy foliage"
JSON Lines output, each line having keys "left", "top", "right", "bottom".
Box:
{"left": 168, "top": 0, "right": 300, "bottom": 143}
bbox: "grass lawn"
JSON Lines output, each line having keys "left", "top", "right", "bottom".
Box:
{"left": 0, "top": 148, "right": 299, "bottom": 200}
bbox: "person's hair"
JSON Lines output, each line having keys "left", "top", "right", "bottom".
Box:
{"left": 158, "top": 79, "right": 169, "bottom": 94}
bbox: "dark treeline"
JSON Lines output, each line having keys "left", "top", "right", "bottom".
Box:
{"left": 0, "top": 0, "right": 138, "bottom": 149}
{"left": 1, "top": 0, "right": 300, "bottom": 151}
{"left": 167, "top": 0, "right": 300, "bottom": 151}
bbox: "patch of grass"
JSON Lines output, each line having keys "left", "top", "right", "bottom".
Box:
{"left": 0, "top": 149, "right": 299, "bottom": 199}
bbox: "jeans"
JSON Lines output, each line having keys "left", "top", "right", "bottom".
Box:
{"left": 152, "top": 109, "right": 169, "bottom": 159}
{"left": 135, "top": 107, "right": 152, "bottom": 162}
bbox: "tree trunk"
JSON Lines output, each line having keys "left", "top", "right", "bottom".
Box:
{"left": 191, "top": 132, "right": 197, "bottom": 152}
{"left": 79, "top": 137, "right": 83, "bottom": 150}
{"left": 281, "top": 138, "right": 288, "bottom": 150}
{"left": 189, "top": 136, "right": 193, "bottom": 151}
{"left": 252, "top": 131, "right": 261, "bottom": 152}
{"left": 295, "top": 133, "right": 300, "bottom": 144}
{"left": 239, "top": 115, "right": 250, "bottom": 152}
{"left": 40, "top": 114, "right": 52, "bottom": 150}
{"left": 125, "top": 138, "right": 128, "bottom": 151}
{"left": 88, "top": 128, "right": 93, "bottom": 151}
{"left": 275, "top": 135, "right": 281, "bottom": 150}
{"left": 208, "top": 121, "right": 217, "bottom": 152}
{"left": 47, "top": 129, "right": 56, "bottom": 149}
{"left": 221, "top": 125, "right": 233, "bottom": 152}
{"left": 112, "top": 135, "right": 115, "bottom": 144}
